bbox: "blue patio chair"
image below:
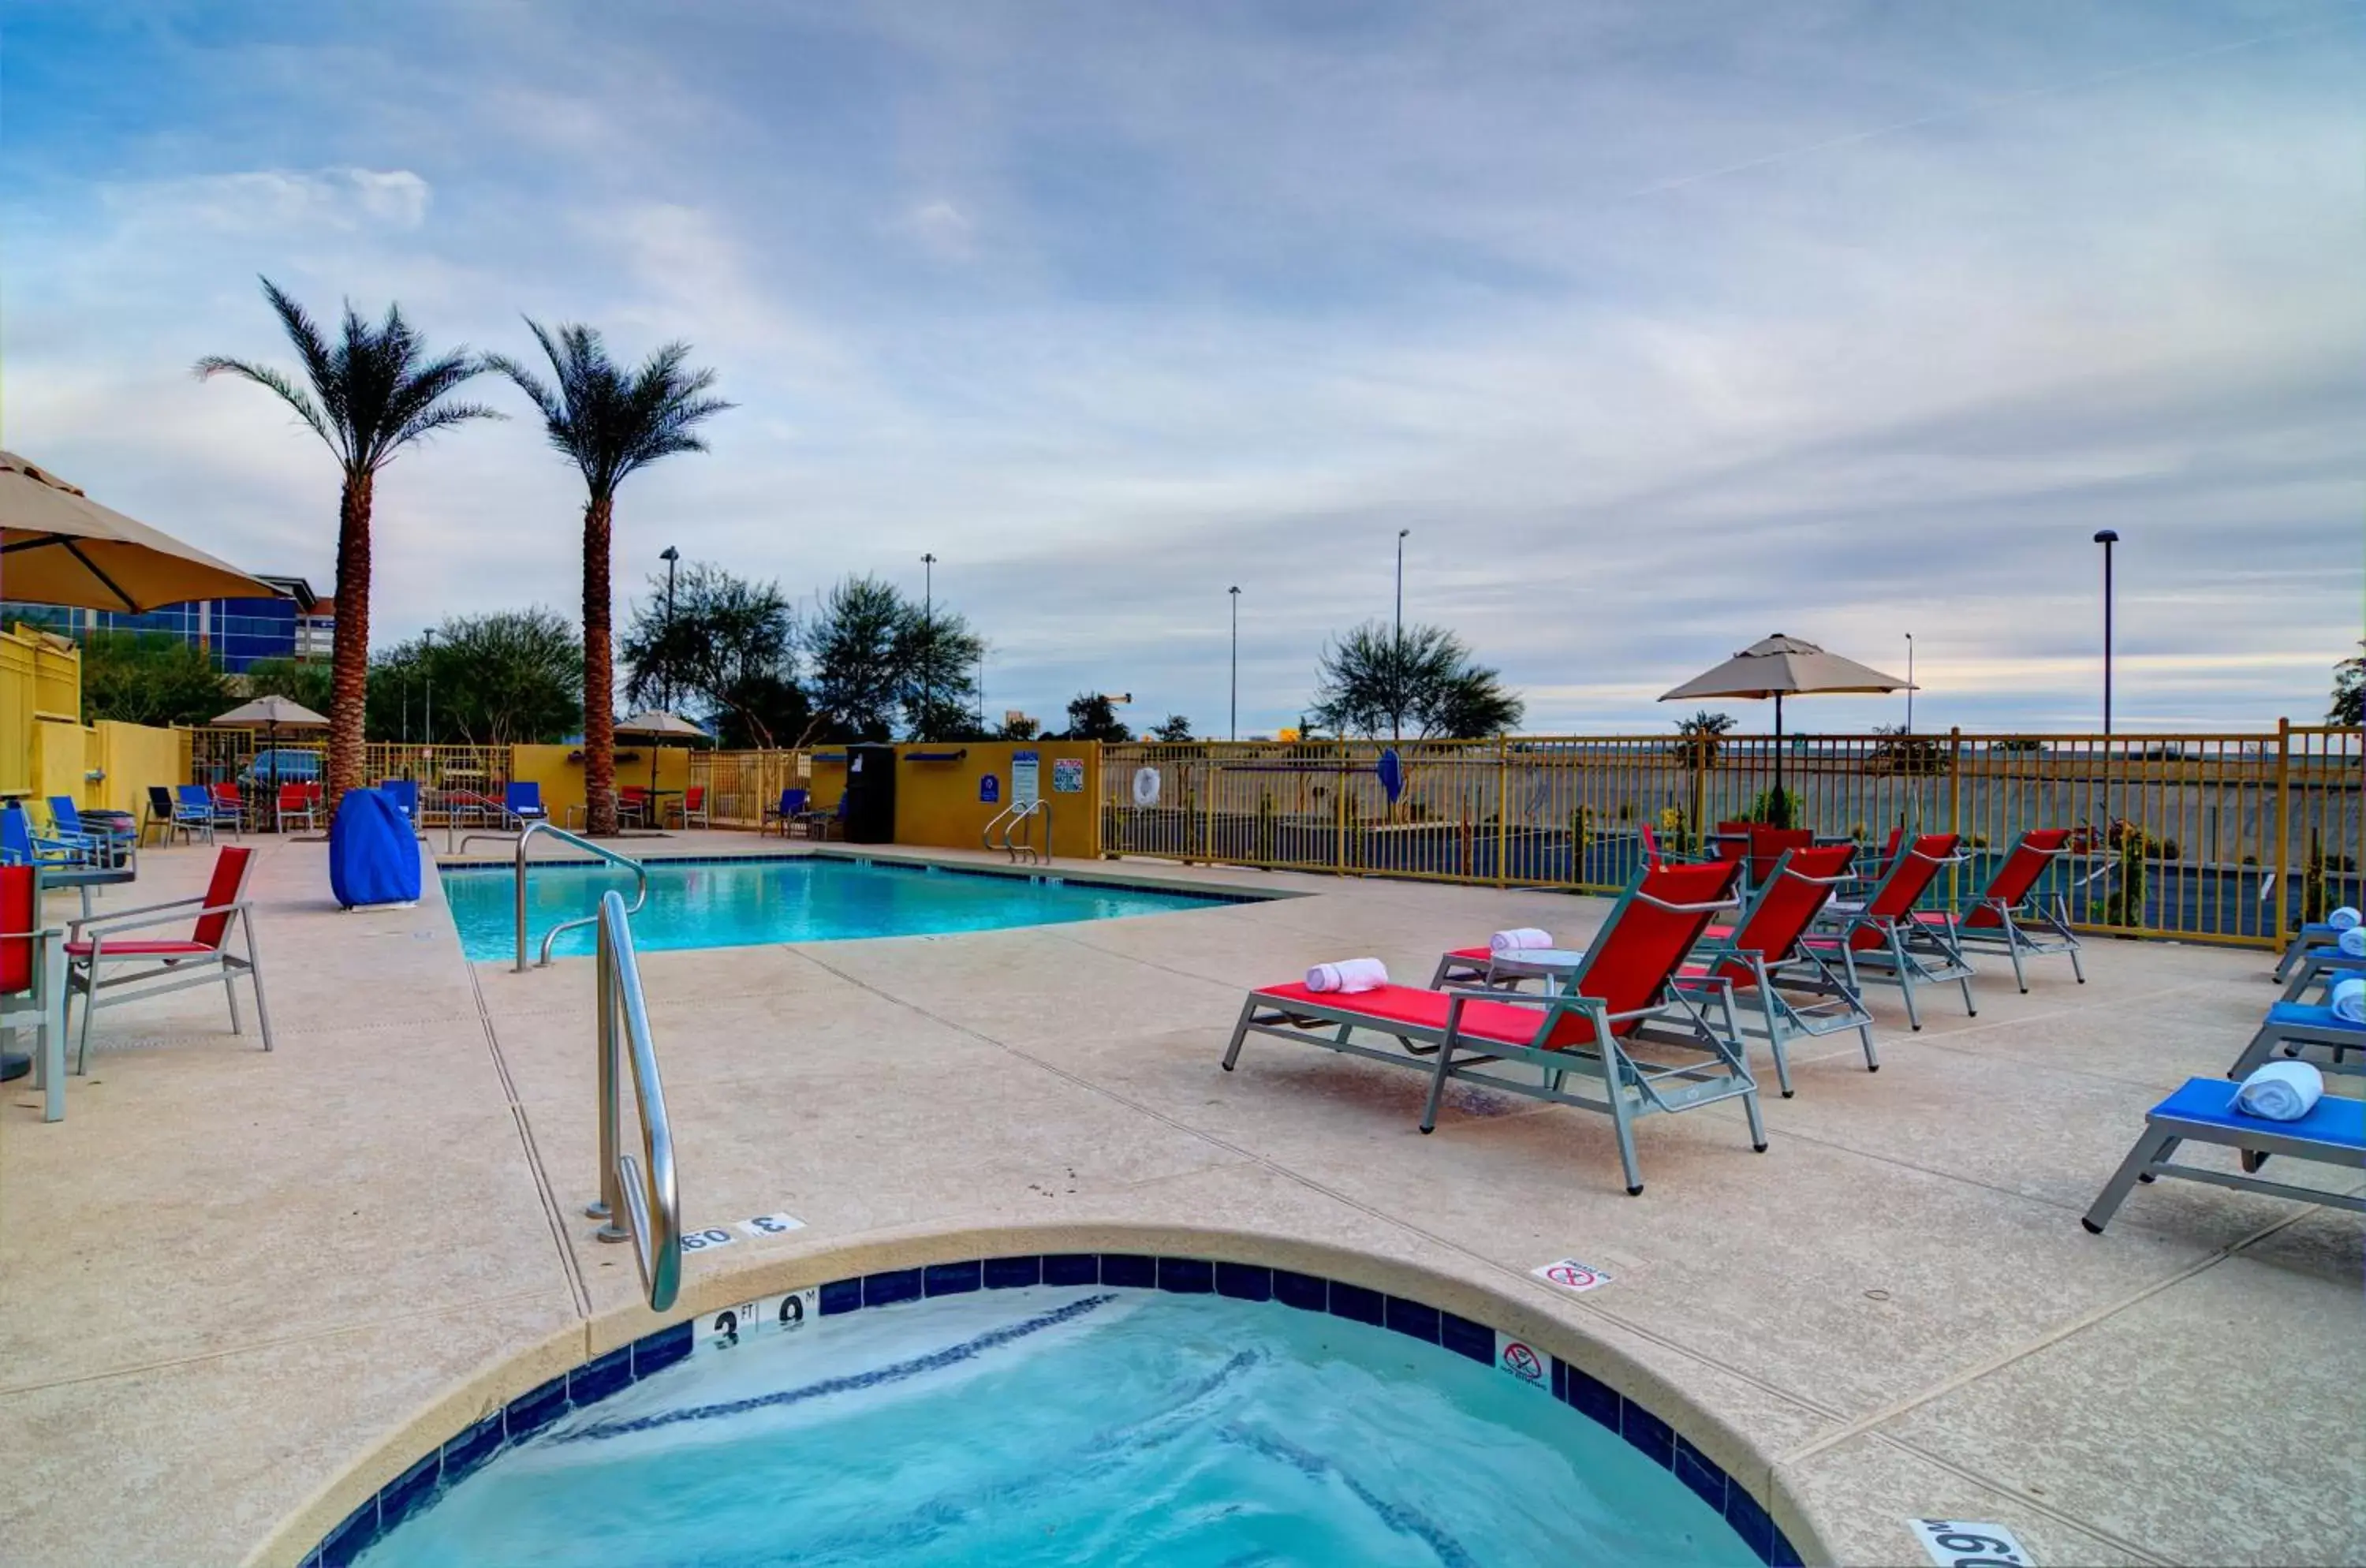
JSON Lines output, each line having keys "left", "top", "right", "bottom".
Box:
{"left": 164, "top": 786, "right": 215, "bottom": 845}
{"left": 2083, "top": 1076, "right": 2364, "bottom": 1234}
{"left": 177, "top": 784, "right": 237, "bottom": 838}
{"left": 763, "top": 787, "right": 811, "bottom": 837}
{"left": 50, "top": 797, "right": 136, "bottom": 869}
{"left": 379, "top": 778, "right": 420, "bottom": 825}
{"left": 2, "top": 804, "right": 87, "bottom": 868}
{"left": 504, "top": 782, "right": 548, "bottom": 826}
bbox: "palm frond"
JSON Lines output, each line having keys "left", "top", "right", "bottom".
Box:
{"left": 191, "top": 355, "right": 340, "bottom": 457}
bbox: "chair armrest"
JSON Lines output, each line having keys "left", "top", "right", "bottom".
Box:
{"left": 66, "top": 892, "right": 209, "bottom": 937}
{"left": 73, "top": 899, "right": 247, "bottom": 942}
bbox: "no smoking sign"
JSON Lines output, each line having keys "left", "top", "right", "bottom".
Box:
{"left": 1531, "top": 1257, "right": 1613, "bottom": 1294}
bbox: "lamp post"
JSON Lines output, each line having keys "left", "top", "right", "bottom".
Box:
{"left": 1904, "top": 633, "right": 1914, "bottom": 734}
{"left": 420, "top": 628, "right": 435, "bottom": 779}
{"left": 2093, "top": 529, "right": 2119, "bottom": 736}
{"left": 1394, "top": 528, "right": 1409, "bottom": 644}
{"left": 1229, "top": 585, "right": 1241, "bottom": 741}
{"left": 920, "top": 552, "right": 937, "bottom": 737}
{"left": 659, "top": 546, "right": 679, "bottom": 710}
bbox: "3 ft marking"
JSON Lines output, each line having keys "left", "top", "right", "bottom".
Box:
{"left": 678, "top": 1227, "right": 736, "bottom": 1253}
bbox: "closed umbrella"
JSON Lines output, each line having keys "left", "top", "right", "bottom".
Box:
{"left": 212, "top": 695, "right": 330, "bottom": 820}
{"left": 2, "top": 450, "right": 282, "bottom": 610}
{"left": 1659, "top": 633, "right": 1912, "bottom": 827}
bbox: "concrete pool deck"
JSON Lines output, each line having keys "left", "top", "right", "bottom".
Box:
{"left": 0, "top": 831, "right": 2358, "bottom": 1566}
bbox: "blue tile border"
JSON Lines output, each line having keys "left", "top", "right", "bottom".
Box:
{"left": 306, "top": 1252, "right": 1801, "bottom": 1566}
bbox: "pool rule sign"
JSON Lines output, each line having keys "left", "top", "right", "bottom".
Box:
{"left": 1012, "top": 749, "right": 1040, "bottom": 807}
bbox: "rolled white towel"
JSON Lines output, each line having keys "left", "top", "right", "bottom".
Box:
{"left": 2329, "top": 905, "right": 2363, "bottom": 931}
{"left": 2233, "top": 1060, "right": 2324, "bottom": 1122}
{"left": 2331, "top": 976, "right": 2366, "bottom": 1025}
{"left": 2340, "top": 926, "right": 2366, "bottom": 959}
{"left": 1306, "top": 958, "right": 1390, "bottom": 994}
{"left": 1490, "top": 928, "right": 1554, "bottom": 953}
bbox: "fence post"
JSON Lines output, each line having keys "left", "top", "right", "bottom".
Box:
{"left": 1946, "top": 727, "right": 1963, "bottom": 904}
{"left": 1495, "top": 734, "right": 1510, "bottom": 888}
{"left": 2272, "top": 717, "right": 2293, "bottom": 950}
{"left": 1334, "top": 741, "right": 1348, "bottom": 871}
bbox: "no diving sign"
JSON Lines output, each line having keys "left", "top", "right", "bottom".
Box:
{"left": 1532, "top": 1258, "right": 1612, "bottom": 1294}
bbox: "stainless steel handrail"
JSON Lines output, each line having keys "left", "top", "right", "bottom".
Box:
{"left": 587, "top": 888, "right": 680, "bottom": 1312}
{"left": 458, "top": 820, "right": 651, "bottom": 971}
{"left": 980, "top": 798, "right": 1027, "bottom": 854}
{"left": 982, "top": 797, "right": 1049, "bottom": 864}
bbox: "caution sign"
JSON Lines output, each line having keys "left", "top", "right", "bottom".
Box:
{"left": 1531, "top": 1258, "right": 1612, "bottom": 1294}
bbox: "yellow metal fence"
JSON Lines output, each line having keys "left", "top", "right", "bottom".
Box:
{"left": 1101, "top": 727, "right": 2364, "bottom": 950}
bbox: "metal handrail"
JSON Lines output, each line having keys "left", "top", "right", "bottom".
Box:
{"left": 458, "top": 820, "right": 650, "bottom": 971}
{"left": 983, "top": 797, "right": 1049, "bottom": 864}
{"left": 981, "top": 798, "right": 1028, "bottom": 853}
{"left": 587, "top": 888, "right": 680, "bottom": 1312}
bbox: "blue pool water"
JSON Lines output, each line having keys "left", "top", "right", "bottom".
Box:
{"left": 441, "top": 857, "right": 1239, "bottom": 961}
{"left": 356, "top": 1286, "right": 1756, "bottom": 1566}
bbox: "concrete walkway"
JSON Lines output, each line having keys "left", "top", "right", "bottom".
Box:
{"left": 0, "top": 832, "right": 2357, "bottom": 1565}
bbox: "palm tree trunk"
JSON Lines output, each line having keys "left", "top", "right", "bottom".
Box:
{"left": 582, "top": 491, "right": 618, "bottom": 836}
{"left": 327, "top": 470, "right": 374, "bottom": 808}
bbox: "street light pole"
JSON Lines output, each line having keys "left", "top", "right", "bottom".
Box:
{"left": 421, "top": 628, "right": 435, "bottom": 761}
{"left": 1229, "top": 585, "right": 1241, "bottom": 741}
{"left": 2093, "top": 529, "right": 2119, "bottom": 736}
{"left": 1394, "top": 528, "right": 1409, "bottom": 644}
{"left": 659, "top": 546, "right": 679, "bottom": 710}
{"left": 1904, "top": 633, "right": 1914, "bottom": 734}
{"left": 920, "top": 552, "right": 937, "bottom": 737}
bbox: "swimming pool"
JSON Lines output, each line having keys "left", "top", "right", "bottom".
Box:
{"left": 350, "top": 1272, "right": 1764, "bottom": 1566}
{"left": 440, "top": 855, "right": 1243, "bottom": 961}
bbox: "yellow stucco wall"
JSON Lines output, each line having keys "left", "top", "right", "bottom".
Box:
{"left": 876, "top": 741, "right": 1101, "bottom": 858}
{"left": 511, "top": 742, "right": 698, "bottom": 826}
{"left": 87, "top": 721, "right": 187, "bottom": 814}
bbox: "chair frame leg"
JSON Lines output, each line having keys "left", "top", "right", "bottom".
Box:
{"left": 2083, "top": 1126, "right": 2181, "bottom": 1234}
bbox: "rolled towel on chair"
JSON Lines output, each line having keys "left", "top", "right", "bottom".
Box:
{"left": 2329, "top": 905, "right": 2363, "bottom": 931}
{"left": 2233, "top": 1060, "right": 2324, "bottom": 1122}
{"left": 1306, "top": 958, "right": 1389, "bottom": 994}
{"left": 2339, "top": 927, "right": 2366, "bottom": 959}
{"left": 2331, "top": 976, "right": 2366, "bottom": 1025}
{"left": 1489, "top": 928, "right": 1553, "bottom": 953}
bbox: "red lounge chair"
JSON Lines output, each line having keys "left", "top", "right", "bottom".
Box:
{"left": 1921, "top": 829, "right": 2084, "bottom": 993}
{"left": 64, "top": 845, "right": 273, "bottom": 1071}
{"left": 1224, "top": 860, "right": 1760, "bottom": 1196}
{"left": 1797, "top": 833, "right": 1973, "bottom": 1031}
{"left": 1674, "top": 843, "right": 1874, "bottom": 1097}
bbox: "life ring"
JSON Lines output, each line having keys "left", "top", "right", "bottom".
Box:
{"left": 1132, "top": 766, "right": 1162, "bottom": 807}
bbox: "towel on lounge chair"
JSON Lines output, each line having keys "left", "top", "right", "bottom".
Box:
{"left": 2331, "top": 977, "right": 2366, "bottom": 1025}
{"left": 1489, "top": 928, "right": 1553, "bottom": 953}
{"left": 2234, "top": 1061, "right": 2324, "bottom": 1122}
{"left": 1306, "top": 958, "right": 1388, "bottom": 994}
{"left": 2339, "top": 927, "right": 2366, "bottom": 959}
{"left": 2330, "top": 906, "right": 2363, "bottom": 931}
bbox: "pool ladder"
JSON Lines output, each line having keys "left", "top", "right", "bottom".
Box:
{"left": 983, "top": 798, "right": 1050, "bottom": 864}
{"left": 586, "top": 888, "right": 681, "bottom": 1312}
{"left": 457, "top": 820, "right": 651, "bottom": 972}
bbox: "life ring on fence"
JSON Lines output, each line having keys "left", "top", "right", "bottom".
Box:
{"left": 1132, "top": 766, "right": 1162, "bottom": 808}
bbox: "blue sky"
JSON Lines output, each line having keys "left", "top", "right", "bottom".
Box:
{"left": 4, "top": 0, "right": 2360, "bottom": 734}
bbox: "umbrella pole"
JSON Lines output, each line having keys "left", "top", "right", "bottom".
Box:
{"left": 1773, "top": 693, "right": 1786, "bottom": 827}
{"left": 267, "top": 719, "right": 278, "bottom": 831}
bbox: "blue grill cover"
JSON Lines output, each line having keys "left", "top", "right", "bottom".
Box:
{"left": 330, "top": 788, "right": 420, "bottom": 908}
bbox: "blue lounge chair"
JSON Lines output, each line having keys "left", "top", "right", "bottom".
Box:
{"left": 504, "top": 782, "right": 549, "bottom": 826}
{"left": 2277, "top": 942, "right": 2366, "bottom": 1005}
{"left": 2226, "top": 1000, "right": 2360, "bottom": 1081}
{"left": 2083, "top": 1076, "right": 2365, "bottom": 1233}
{"left": 50, "top": 797, "right": 136, "bottom": 869}
{"left": 2274, "top": 918, "right": 2357, "bottom": 981}
{"left": 2, "top": 804, "right": 88, "bottom": 868}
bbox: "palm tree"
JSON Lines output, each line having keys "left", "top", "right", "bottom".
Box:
{"left": 490, "top": 323, "right": 729, "bottom": 834}
{"left": 198, "top": 278, "right": 499, "bottom": 803}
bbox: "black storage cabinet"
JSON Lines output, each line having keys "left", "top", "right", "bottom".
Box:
{"left": 844, "top": 743, "right": 898, "bottom": 843}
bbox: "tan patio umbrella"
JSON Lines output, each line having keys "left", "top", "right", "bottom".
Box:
{"left": 613, "top": 709, "right": 711, "bottom": 797}
{"left": 0, "top": 450, "right": 282, "bottom": 610}
{"left": 212, "top": 695, "right": 330, "bottom": 807}
{"left": 1659, "top": 633, "right": 1912, "bottom": 825}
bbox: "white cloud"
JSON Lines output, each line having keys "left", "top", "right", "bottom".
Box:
{"left": 900, "top": 199, "right": 976, "bottom": 262}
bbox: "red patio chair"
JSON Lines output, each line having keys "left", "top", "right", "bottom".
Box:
{"left": 0, "top": 865, "right": 67, "bottom": 1121}
{"left": 1916, "top": 829, "right": 2084, "bottom": 993}
{"left": 274, "top": 783, "right": 318, "bottom": 834}
{"left": 1797, "top": 833, "right": 1973, "bottom": 1030}
{"left": 1226, "top": 859, "right": 1760, "bottom": 1195}
{"left": 65, "top": 845, "right": 273, "bottom": 1071}
{"left": 1674, "top": 843, "right": 1875, "bottom": 1096}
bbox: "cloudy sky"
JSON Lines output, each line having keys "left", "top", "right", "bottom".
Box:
{"left": 5, "top": 0, "right": 2360, "bottom": 735}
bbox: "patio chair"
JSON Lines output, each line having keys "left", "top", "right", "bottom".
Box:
{"left": 618, "top": 786, "right": 651, "bottom": 827}
{"left": 667, "top": 786, "right": 711, "bottom": 829}
{"left": 208, "top": 782, "right": 250, "bottom": 834}
{"left": 1224, "top": 859, "right": 1760, "bottom": 1196}
{"left": 180, "top": 783, "right": 237, "bottom": 838}
{"left": 1796, "top": 833, "right": 1975, "bottom": 1031}
{"left": 64, "top": 844, "right": 273, "bottom": 1071}
{"left": 1916, "top": 829, "right": 2084, "bottom": 994}
{"left": 274, "top": 783, "right": 319, "bottom": 834}
{"left": 378, "top": 778, "right": 420, "bottom": 827}
{"left": 1676, "top": 843, "right": 1876, "bottom": 1097}
{"left": 763, "top": 787, "right": 809, "bottom": 837}
{"left": 49, "top": 797, "right": 136, "bottom": 870}
{"left": 1, "top": 804, "right": 88, "bottom": 870}
{"left": 0, "top": 864, "right": 68, "bottom": 1122}
{"left": 503, "top": 782, "right": 549, "bottom": 827}
{"left": 144, "top": 786, "right": 189, "bottom": 847}
{"left": 2081, "top": 1076, "right": 2364, "bottom": 1234}
{"left": 2224, "top": 999, "right": 2360, "bottom": 1081}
